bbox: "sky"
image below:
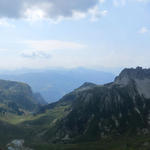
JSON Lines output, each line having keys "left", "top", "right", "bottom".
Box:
{"left": 0, "top": 0, "right": 150, "bottom": 71}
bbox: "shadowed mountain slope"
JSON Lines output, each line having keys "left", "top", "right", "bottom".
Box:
{"left": 0, "top": 79, "right": 44, "bottom": 114}
{"left": 38, "top": 67, "right": 150, "bottom": 142}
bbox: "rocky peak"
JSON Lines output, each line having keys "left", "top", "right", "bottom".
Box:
{"left": 114, "top": 67, "right": 150, "bottom": 98}
{"left": 79, "top": 82, "right": 96, "bottom": 88}
{"left": 75, "top": 82, "right": 96, "bottom": 92}
{"left": 115, "top": 67, "right": 150, "bottom": 84}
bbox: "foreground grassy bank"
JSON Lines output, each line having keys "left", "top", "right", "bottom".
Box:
{"left": 27, "top": 135, "right": 150, "bottom": 150}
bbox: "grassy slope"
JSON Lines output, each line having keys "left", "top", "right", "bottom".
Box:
{"left": 0, "top": 121, "right": 25, "bottom": 149}
{"left": 1, "top": 110, "right": 150, "bottom": 150}
{"left": 0, "top": 104, "right": 70, "bottom": 149}
{"left": 29, "top": 135, "right": 150, "bottom": 150}
{"left": 1, "top": 104, "right": 150, "bottom": 150}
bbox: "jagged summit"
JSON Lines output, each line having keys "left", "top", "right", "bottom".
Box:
{"left": 114, "top": 67, "right": 150, "bottom": 98}
{"left": 115, "top": 67, "right": 150, "bottom": 82}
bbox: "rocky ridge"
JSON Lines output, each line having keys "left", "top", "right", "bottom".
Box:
{"left": 44, "top": 67, "right": 150, "bottom": 141}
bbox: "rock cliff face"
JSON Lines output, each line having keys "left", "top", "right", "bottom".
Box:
{"left": 114, "top": 67, "right": 150, "bottom": 98}
{"left": 44, "top": 67, "right": 150, "bottom": 141}
{"left": 0, "top": 79, "right": 41, "bottom": 114}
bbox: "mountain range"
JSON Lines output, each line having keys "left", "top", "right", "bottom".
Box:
{"left": 1, "top": 67, "right": 150, "bottom": 150}
{"left": 36, "top": 67, "right": 150, "bottom": 142}
{"left": 0, "top": 68, "right": 115, "bottom": 102}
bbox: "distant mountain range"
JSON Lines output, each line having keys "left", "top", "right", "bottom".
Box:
{"left": 1, "top": 67, "right": 150, "bottom": 150}
{"left": 0, "top": 68, "right": 115, "bottom": 103}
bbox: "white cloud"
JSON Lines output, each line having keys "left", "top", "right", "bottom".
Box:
{"left": 20, "top": 40, "right": 87, "bottom": 59}
{"left": 138, "top": 27, "right": 149, "bottom": 34}
{"left": 0, "top": 19, "right": 15, "bottom": 27}
{"left": 72, "top": 11, "right": 87, "bottom": 20}
{"left": 24, "top": 1, "right": 108, "bottom": 22}
{"left": 21, "top": 50, "right": 51, "bottom": 59}
{"left": 0, "top": 0, "right": 149, "bottom": 22}
{"left": 89, "top": 6, "right": 108, "bottom": 22}
{"left": 0, "top": 0, "right": 104, "bottom": 22}
{"left": 24, "top": 8, "right": 46, "bottom": 22}
{"left": 99, "top": 0, "right": 106, "bottom": 3}
{"left": 113, "top": 0, "right": 126, "bottom": 7}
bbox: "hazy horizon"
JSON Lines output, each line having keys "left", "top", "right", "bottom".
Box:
{"left": 0, "top": 0, "right": 149, "bottom": 70}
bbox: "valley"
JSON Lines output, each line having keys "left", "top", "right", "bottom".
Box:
{"left": 1, "top": 67, "right": 150, "bottom": 150}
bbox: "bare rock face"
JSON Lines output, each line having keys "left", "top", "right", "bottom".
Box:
{"left": 115, "top": 67, "right": 150, "bottom": 82}
{"left": 114, "top": 67, "right": 150, "bottom": 98}
{"left": 7, "top": 139, "right": 33, "bottom": 150}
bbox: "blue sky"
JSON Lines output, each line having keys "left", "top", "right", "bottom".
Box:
{"left": 0, "top": 0, "right": 149, "bottom": 71}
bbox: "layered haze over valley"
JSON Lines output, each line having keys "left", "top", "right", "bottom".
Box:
{"left": 0, "top": 68, "right": 115, "bottom": 102}
{"left": 0, "top": 0, "right": 150, "bottom": 150}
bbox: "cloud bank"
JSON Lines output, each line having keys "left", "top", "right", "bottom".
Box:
{"left": 0, "top": 0, "right": 105, "bottom": 21}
